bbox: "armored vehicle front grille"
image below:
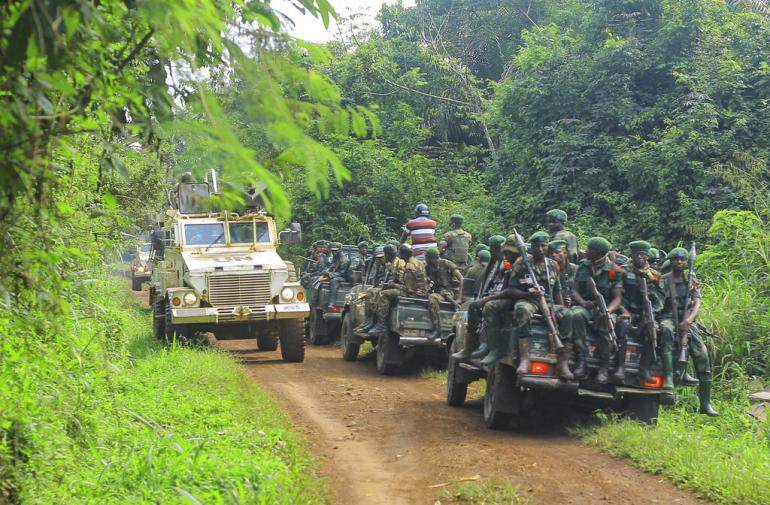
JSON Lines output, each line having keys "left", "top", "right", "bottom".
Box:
{"left": 208, "top": 273, "right": 271, "bottom": 307}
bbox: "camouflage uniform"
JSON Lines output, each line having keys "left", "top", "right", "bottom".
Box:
{"left": 551, "top": 229, "right": 580, "bottom": 264}
{"left": 426, "top": 258, "right": 461, "bottom": 333}
{"left": 464, "top": 252, "right": 490, "bottom": 297}
{"left": 326, "top": 245, "right": 351, "bottom": 307}
{"left": 620, "top": 263, "right": 663, "bottom": 382}
{"left": 511, "top": 255, "right": 571, "bottom": 345}
{"left": 374, "top": 257, "right": 412, "bottom": 321}
{"left": 440, "top": 228, "right": 472, "bottom": 272}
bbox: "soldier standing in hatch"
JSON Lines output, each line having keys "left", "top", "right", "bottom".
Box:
{"left": 658, "top": 248, "right": 718, "bottom": 416}
{"left": 425, "top": 248, "right": 463, "bottom": 340}
{"left": 439, "top": 214, "right": 472, "bottom": 273}
{"left": 547, "top": 209, "right": 580, "bottom": 263}
{"left": 569, "top": 237, "right": 625, "bottom": 383}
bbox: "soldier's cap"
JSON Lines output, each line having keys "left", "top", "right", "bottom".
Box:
{"left": 399, "top": 243, "right": 412, "bottom": 252}
{"left": 587, "top": 237, "right": 612, "bottom": 254}
{"left": 648, "top": 247, "right": 661, "bottom": 260}
{"left": 474, "top": 243, "right": 489, "bottom": 254}
{"left": 450, "top": 214, "right": 464, "bottom": 223}
{"left": 528, "top": 231, "right": 550, "bottom": 244}
{"left": 374, "top": 246, "right": 385, "bottom": 258}
{"left": 383, "top": 244, "right": 397, "bottom": 255}
{"left": 330, "top": 242, "right": 342, "bottom": 250}
{"left": 488, "top": 235, "right": 506, "bottom": 248}
{"left": 548, "top": 239, "right": 568, "bottom": 251}
{"left": 628, "top": 240, "right": 652, "bottom": 254}
{"left": 667, "top": 247, "right": 688, "bottom": 259}
{"left": 387, "top": 239, "right": 400, "bottom": 247}
{"left": 546, "top": 209, "right": 568, "bottom": 223}
{"left": 357, "top": 241, "right": 369, "bottom": 248}
{"left": 503, "top": 235, "right": 521, "bottom": 254}
{"left": 425, "top": 248, "right": 440, "bottom": 258}
{"left": 318, "top": 240, "right": 330, "bottom": 247}
{"left": 477, "top": 249, "right": 491, "bottom": 262}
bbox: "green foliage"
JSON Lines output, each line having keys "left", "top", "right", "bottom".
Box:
{"left": 440, "top": 478, "right": 528, "bottom": 505}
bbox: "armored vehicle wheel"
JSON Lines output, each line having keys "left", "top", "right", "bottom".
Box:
{"left": 340, "top": 314, "right": 360, "bottom": 362}
{"left": 164, "top": 302, "right": 176, "bottom": 345}
{"left": 279, "top": 319, "right": 306, "bottom": 362}
{"left": 447, "top": 339, "right": 468, "bottom": 407}
{"left": 131, "top": 275, "right": 142, "bottom": 291}
{"left": 622, "top": 394, "right": 660, "bottom": 425}
{"left": 483, "top": 363, "right": 516, "bottom": 430}
{"left": 153, "top": 298, "right": 165, "bottom": 340}
{"left": 376, "top": 332, "right": 399, "bottom": 375}
{"left": 308, "top": 310, "right": 327, "bottom": 345}
{"left": 256, "top": 327, "right": 279, "bottom": 351}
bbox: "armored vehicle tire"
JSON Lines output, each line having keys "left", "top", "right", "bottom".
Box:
{"left": 622, "top": 394, "right": 660, "bottom": 425}
{"left": 340, "top": 314, "right": 360, "bottom": 362}
{"left": 153, "top": 298, "right": 165, "bottom": 340}
{"left": 131, "top": 275, "right": 142, "bottom": 291}
{"left": 376, "top": 332, "right": 399, "bottom": 375}
{"left": 256, "top": 329, "right": 279, "bottom": 351}
{"left": 446, "top": 340, "right": 468, "bottom": 407}
{"left": 164, "top": 303, "right": 176, "bottom": 345}
{"left": 279, "top": 319, "right": 306, "bottom": 362}
{"left": 483, "top": 363, "right": 515, "bottom": 430}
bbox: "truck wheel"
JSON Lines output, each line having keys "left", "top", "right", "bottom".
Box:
{"left": 376, "top": 332, "right": 399, "bottom": 375}
{"left": 340, "top": 314, "right": 360, "bottom": 362}
{"left": 153, "top": 298, "right": 165, "bottom": 340}
{"left": 256, "top": 329, "right": 279, "bottom": 351}
{"left": 447, "top": 339, "right": 468, "bottom": 407}
{"left": 623, "top": 395, "right": 660, "bottom": 425}
{"left": 483, "top": 363, "right": 515, "bottom": 430}
{"left": 279, "top": 319, "right": 306, "bottom": 362}
{"left": 308, "top": 309, "right": 327, "bottom": 345}
{"left": 131, "top": 275, "right": 142, "bottom": 291}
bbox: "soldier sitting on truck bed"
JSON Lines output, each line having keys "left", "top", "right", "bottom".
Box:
{"left": 348, "top": 241, "right": 370, "bottom": 278}
{"left": 325, "top": 242, "right": 351, "bottom": 309}
{"left": 549, "top": 240, "right": 576, "bottom": 308}
{"left": 354, "top": 245, "right": 395, "bottom": 335}
{"left": 424, "top": 248, "right": 463, "bottom": 340}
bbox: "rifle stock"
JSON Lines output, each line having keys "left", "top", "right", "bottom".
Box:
{"left": 587, "top": 276, "right": 618, "bottom": 352}
{"left": 640, "top": 276, "right": 658, "bottom": 361}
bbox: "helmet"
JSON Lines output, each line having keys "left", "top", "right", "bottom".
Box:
{"left": 414, "top": 203, "right": 430, "bottom": 217}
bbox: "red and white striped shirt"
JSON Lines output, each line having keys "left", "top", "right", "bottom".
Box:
{"left": 405, "top": 216, "right": 438, "bottom": 255}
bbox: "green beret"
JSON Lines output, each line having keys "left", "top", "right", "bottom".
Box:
{"left": 425, "top": 248, "right": 440, "bottom": 258}
{"left": 450, "top": 214, "right": 464, "bottom": 223}
{"left": 548, "top": 239, "right": 568, "bottom": 251}
{"left": 318, "top": 240, "right": 330, "bottom": 247}
{"left": 503, "top": 235, "right": 521, "bottom": 254}
{"left": 387, "top": 239, "right": 400, "bottom": 247}
{"left": 477, "top": 249, "right": 491, "bottom": 261}
{"left": 357, "top": 241, "right": 369, "bottom": 248}
{"left": 667, "top": 247, "right": 688, "bottom": 259}
{"left": 648, "top": 247, "right": 661, "bottom": 260}
{"left": 474, "top": 243, "right": 489, "bottom": 254}
{"left": 488, "top": 235, "right": 506, "bottom": 248}
{"left": 628, "top": 240, "right": 652, "bottom": 254}
{"left": 587, "top": 237, "right": 612, "bottom": 253}
{"left": 528, "top": 231, "right": 550, "bottom": 244}
{"left": 330, "top": 242, "right": 342, "bottom": 250}
{"left": 374, "top": 246, "right": 385, "bottom": 258}
{"left": 546, "top": 209, "right": 567, "bottom": 223}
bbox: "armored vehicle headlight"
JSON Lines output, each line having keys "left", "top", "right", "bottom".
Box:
{"left": 280, "top": 287, "right": 295, "bottom": 302}
{"left": 183, "top": 292, "right": 198, "bottom": 306}
{"left": 136, "top": 266, "right": 145, "bottom": 273}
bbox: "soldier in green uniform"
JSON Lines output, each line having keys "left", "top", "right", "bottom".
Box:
{"left": 569, "top": 237, "right": 625, "bottom": 383}
{"left": 510, "top": 232, "right": 574, "bottom": 379}
{"left": 325, "top": 242, "right": 351, "bottom": 308}
{"left": 368, "top": 244, "right": 426, "bottom": 336}
{"left": 618, "top": 241, "right": 666, "bottom": 385}
{"left": 439, "top": 214, "right": 473, "bottom": 273}
{"left": 549, "top": 239, "right": 576, "bottom": 307}
{"left": 465, "top": 249, "right": 491, "bottom": 295}
{"left": 349, "top": 241, "right": 370, "bottom": 278}
{"left": 547, "top": 209, "right": 580, "bottom": 263}
{"left": 658, "top": 248, "right": 718, "bottom": 416}
{"left": 354, "top": 245, "right": 392, "bottom": 335}
{"left": 451, "top": 235, "right": 506, "bottom": 360}
{"left": 425, "top": 248, "right": 463, "bottom": 340}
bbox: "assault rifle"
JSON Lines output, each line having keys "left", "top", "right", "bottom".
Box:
{"left": 512, "top": 229, "right": 564, "bottom": 352}
{"left": 677, "top": 243, "right": 697, "bottom": 364}
{"left": 587, "top": 277, "right": 618, "bottom": 353}
{"left": 639, "top": 276, "right": 658, "bottom": 361}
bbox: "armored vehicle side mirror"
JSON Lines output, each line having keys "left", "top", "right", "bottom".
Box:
{"left": 280, "top": 222, "right": 302, "bottom": 244}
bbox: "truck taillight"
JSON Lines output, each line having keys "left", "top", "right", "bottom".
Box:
{"left": 644, "top": 375, "right": 664, "bottom": 389}
{"left": 529, "top": 361, "right": 549, "bottom": 375}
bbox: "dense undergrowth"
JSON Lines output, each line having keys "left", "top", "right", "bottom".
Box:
{"left": 0, "top": 276, "right": 324, "bottom": 504}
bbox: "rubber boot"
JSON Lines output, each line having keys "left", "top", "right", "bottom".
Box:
{"left": 611, "top": 339, "right": 627, "bottom": 382}
{"left": 638, "top": 346, "right": 654, "bottom": 383}
{"left": 355, "top": 315, "right": 375, "bottom": 335}
{"left": 470, "top": 342, "right": 488, "bottom": 359}
{"left": 452, "top": 329, "right": 479, "bottom": 360}
{"left": 596, "top": 351, "right": 610, "bottom": 385}
{"left": 366, "top": 320, "right": 387, "bottom": 337}
{"left": 698, "top": 379, "right": 719, "bottom": 417}
{"left": 556, "top": 342, "right": 575, "bottom": 381}
{"left": 680, "top": 369, "right": 700, "bottom": 386}
{"left": 573, "top": 349, "right": 588, "bottom": 380}
{"left": 662, "top": 351, "right": 674, "bottom": 391}
{"left": 515, "top": 338, "right": 531, "bottom": 375}
{"left": 480, "top": 327, "right": 502, "bottom": 367}
{"left": 426, "top": 329, "right": 441, "bottom": 341}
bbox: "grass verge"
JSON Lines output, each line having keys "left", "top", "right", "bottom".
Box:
{"left": 439, "top": 479, "right": 528, "bottom": 504}
{"left": 421, "top": 368, "right": 486, "bottom": 400}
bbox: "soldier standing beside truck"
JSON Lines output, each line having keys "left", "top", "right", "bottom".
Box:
{"left": 425, "top": 248, "right": 463, "bottom": 340}
{"left": 439, "top": 214, "right": 472, "bottom": 272}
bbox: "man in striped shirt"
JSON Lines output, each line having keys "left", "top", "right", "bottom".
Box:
{"left": 400, "top": 203, "right": 438, "bottom": 256}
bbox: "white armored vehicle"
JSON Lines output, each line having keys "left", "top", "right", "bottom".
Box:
{"left": 149, "top": 173, "right": 308, "bottom": 362}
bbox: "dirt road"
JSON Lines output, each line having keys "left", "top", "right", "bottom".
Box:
{"left": 215, "top": 339, "right": 704, "bottom": 505}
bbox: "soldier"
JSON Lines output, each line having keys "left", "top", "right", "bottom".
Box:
{"left": 401, "top": 203, "right": 438, "bottom": 257}
{"left": 451, "top": 235, "right": 506, "bottom": 360}
{"left": 658, "top": 248, "right": 718, "bottom": 416}
{"left": 354, "top": 245, "right": 393, "bottom": 335}
{"left": 425, "top": 248, "right": 463, "bottom": 340}
{"left": 367, "top": 244, "right": 424, "bottom": 336}
{"left": 325, "top": 242, "right": 351, "bottom": 309}
{"left": 510, "top": 232, "right": 574, "bottom": 379}
{"left": 439, "top": 214, "right": 473, "bottom": 272}
{"left": 465, "top": 249, "right": 491, "bottom": 295}
{"left": 349, "top": 241, "right": 370, "bottom": 277}
{"left": 547, "top": 209, "right": 580, "bottom": 263}
{"left": 569, "top": 237, "right": 625, "bottom": 383}
{"left": 619, "top": 241, "right": 665, "bottom": 385}
{"left": 549, "top": 239, "right": 576, "bottom": 307}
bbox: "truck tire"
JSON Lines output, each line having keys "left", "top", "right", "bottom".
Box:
{"left": 623, "top": 394, "right": 660, "bottom": 425}
{"left": 308, "top": 309, "right": 327, "bottom": 345}
{"left": 376, "top": 332, "right": 399, "bottom": 375}
{"left": 255, "top": 326, "right": 279, "bottom": 351}
{"left": 483, "top": 363, "right": 515, "bottom": 430}
{"left": 131, "top": 275, "right": 142, "bottom": 291}
{"left": 447, "top": 339, "right": 468, "bottom": 407}
{"left": 340, "top": 314, "right": 360, "bottom": 362}
{"left": 285, "top": 261, "right": 298, "bottom": 282}
{"left": 153, "top": 297, "right": 165, "bottom": 340}
{"left": 279, "top": 319, "right": 306, "bottom": 362}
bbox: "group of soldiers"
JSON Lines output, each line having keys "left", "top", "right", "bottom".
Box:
{"left": 303, "top": 204, "right": 718, "bottom": 417}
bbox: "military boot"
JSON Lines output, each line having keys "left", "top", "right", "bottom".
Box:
{"left": 480, "top": 327, "right": 502, "bottom": 367}
{"left": 366, "top": 320, "right": 388, "bottom": 338}
{"left": 637, "top": 346, "right": 654, "bottom": 383}
{"left": 452, "top": 329, "right": 479, "bottom": 360}
{"left": 355, "top": 315, "right": 376, "bottom": 335}
{"left": 470, "top": 342, "right": 488, "bottom": 359}
{"left": 596, "top": 352, "right": 610, "bottom": 385}
{"left": 515, "top": 337, "right": 531, "bottom": 375}
{"left": 556, "top": 342, "right": 575, "bottom": 381}
{"left": 611, "top": 339, "right": 627, "bottom": 382}
{"left": 679, "top": 369, "right": 700, "bottom": 386}
{"left": 698, "top": 379, "right": 719, "bottom": 417}
{"left": 662, "top": 351, "right": 674, "bottom": 391}
{"left": 572, "top": 349, "right": 588, "bottom": 380}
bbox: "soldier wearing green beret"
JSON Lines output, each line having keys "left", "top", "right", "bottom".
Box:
{"left": 439, "top": 214, "right": 473, "bottom": 273}
{"left": 510, "top": 232, "right": 574, "bottom": 379}
{"left": 425, "top": 248, "right": 463, "bottom": 340}
{"left": 348, "top": 241, "right": 371, "bottom": 277}
{"left": 324, "top": 242, "right": 351, "bottom": 309}
{"left": 549, "top": 240, "right": 577, "bottom": 308}
{"left": 547, "top": 209, "right": 580, "bottom": 263}
{"left": 569, "top": 237, "right": 625, "bottom": 383}
{"left": 658, "top": 248, "right": 718, "bottom": 416}
{"left": 465, "top": 249, "right": 491, "bottom": 296}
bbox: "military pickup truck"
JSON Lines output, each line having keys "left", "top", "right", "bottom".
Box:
{"left": 149, "top": 174, "right": 309, "bottom": 362}
{"left": 131, "top": 242, "right": 153, "bottom": 291}
{"left": 447, "top": 309, "right": 668, "bottom": 426}
{"left": 340, "top": 261, "right": 456, "bottom": 375}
